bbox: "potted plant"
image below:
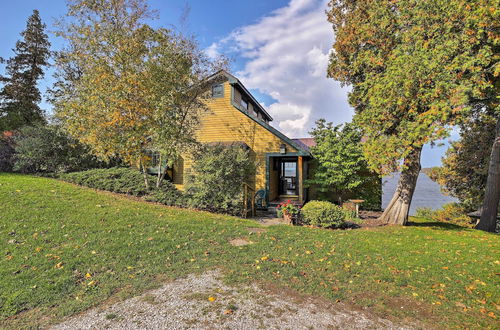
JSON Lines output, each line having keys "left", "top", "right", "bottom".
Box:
{"left": 277, "top": 200, "right": 300, "bottom": 224}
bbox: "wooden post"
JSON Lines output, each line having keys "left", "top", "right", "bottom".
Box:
{"left": 298, "top": 156, "right": 303, "bottom": 204}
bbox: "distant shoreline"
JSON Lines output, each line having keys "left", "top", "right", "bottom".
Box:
{"left": 382, "top": 171, "right": 457, "bottom": 215}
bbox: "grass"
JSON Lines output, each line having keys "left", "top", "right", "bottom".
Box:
{"left": 1, "top": 173, "right": 498, "bottom": 328}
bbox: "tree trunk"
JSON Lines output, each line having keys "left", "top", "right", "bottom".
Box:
{"left": 156, "top": 154, "right": 164, "bottom": 188}
{"left": 379, "top": 147, "right": 422, "bottom": 225}
{"left": 476, "top": 116, "right": 500, "bottom": 232}
{"left": 139, "top": 158, "right": 150, "bottom": 191}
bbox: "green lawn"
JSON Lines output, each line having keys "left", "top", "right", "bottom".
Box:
{"left": 1, "top": 173, "right": 498, "bottom": 328}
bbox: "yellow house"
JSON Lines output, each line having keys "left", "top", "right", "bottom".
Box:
{"left": 171, "top": 70, "right": 313, "bottom": 206}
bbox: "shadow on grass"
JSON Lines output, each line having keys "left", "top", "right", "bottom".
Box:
{"left": 407, "top": 221, "right": 470, "bottom": 231}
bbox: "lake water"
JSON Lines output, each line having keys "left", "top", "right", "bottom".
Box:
{"left": 382, "top": 172, "right": 458, "bottom": 215}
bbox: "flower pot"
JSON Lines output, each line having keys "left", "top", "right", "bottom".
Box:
{"left": 283, "top": 212, "right": 293, "bottom": 225}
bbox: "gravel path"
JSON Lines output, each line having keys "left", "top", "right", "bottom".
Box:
{"left": 52, "top": 271, "right": 412, "bottom": 330}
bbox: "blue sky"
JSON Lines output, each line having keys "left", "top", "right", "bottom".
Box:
{"left": 0, "top": 0, "right": 456, "bottom": 167}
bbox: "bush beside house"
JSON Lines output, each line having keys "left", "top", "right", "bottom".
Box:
{"left": 60, "top": 167, "right": 178, "bottom": 197}
{"left": 59, "top": 144, "right": 256, "bottom": 216}
{"left": 301, "top": 200, "right": 346, "bottom": 228}
{"left": 185, "top": 144, "right": 255, "bottom": 215}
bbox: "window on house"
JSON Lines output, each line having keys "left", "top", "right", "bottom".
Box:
{"left": 212, "top": 84, "right": 223, "bottom": 98}
{"left": 241, "top": 98, "right": 248, "bottom": 109}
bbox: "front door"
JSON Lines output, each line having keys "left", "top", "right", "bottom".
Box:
{"left": 279, "top": 160, "right": 298, "bottom": 196}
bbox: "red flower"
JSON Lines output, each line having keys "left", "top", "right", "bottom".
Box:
{"left": 287, "top": 200, "right": 291, "bottom": 203}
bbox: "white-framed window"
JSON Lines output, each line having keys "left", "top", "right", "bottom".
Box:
{"left": 212, "top": 84, "right": 224, "bottom": 98}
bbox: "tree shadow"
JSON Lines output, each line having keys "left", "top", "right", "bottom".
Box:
{"left": 407, "top": 221, "right": 470, "bottom": 231}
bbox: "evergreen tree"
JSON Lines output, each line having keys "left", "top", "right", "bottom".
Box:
{"left": 327, "top": 0, "right": 497, "bottom": 225}
{"left": 429, "top": 109, "right": 497, "bottom": 211}
{"left": 0, "top": 10, "right": 51, "bottom": 131}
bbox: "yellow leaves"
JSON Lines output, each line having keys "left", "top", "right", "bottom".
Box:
{"left": 85, "top": 273, "right": 92, "bottom": 278}
{"left": 261, "top": 256, "right": 269, "bottom": 261}
{"left": 55, "top": 262, "right": 64, "bottom": 269}
{"left": 147, "top": 237, "right": 154, "bottom": 241}
{"left": 87, "top": 280, "right": 97, "bottom": 287}
{"left": 35, "top": 247, "right": 42, "bottom": 252}
{"left": 207, "top": 296, "right": 216, "bottom": 302}
{"left": 442, "top": 266, "right": 449, "bottom": 270}
{"left": 6, "top": 255, "right": 13, "bottom": 260}
{"left": 305, "top": 250, "right": 312, "bottom": 255}
{"left": 46, "top": 254, "right": 60, "bottom": 260}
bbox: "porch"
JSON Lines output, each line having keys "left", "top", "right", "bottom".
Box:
{"left": 265, "top": 153, "right": 311, "bottom": 206}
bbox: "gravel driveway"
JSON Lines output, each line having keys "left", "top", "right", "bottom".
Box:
{"left": 52, "top": 271, "right": 412, "bottom": 330}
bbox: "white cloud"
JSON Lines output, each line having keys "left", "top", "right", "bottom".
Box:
{"left": 210, "top": 0, "right": 353, "bottom": 138}
{"left": 204, "top": 42, "right": 220, "bottom": 60}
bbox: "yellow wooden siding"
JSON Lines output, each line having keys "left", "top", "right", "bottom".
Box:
{"left": 174, "top": 80, "right": 297, "bottom": 192}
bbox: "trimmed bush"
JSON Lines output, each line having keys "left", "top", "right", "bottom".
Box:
{"left": 301, "top": 200, "right": 346, "bottom": 228}
{"left": 60, "top": 167, "right": 178, "bottom": 197}
{"left": 144, "top": 189, "right": 187, "bottom": 207}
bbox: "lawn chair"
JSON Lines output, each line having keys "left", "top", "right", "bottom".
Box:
{"left": 254, "top": 189, "right": 268, "bottom": 210}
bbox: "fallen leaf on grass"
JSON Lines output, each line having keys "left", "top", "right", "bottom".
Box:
{"left": 208, "top": 296, "right": 216, "bottom": 302}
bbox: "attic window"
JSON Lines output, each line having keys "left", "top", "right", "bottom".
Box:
{"left": 240, "top": 98, "right": 248, "bottom": 109}
{"left": 212, "top": 84, "right": 223, "bottom": 98}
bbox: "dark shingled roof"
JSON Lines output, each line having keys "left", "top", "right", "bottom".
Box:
{"left": 292, "top": 138, "right": 316, "bottom": 152}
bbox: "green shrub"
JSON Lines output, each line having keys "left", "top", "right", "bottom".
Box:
{"left": 0, "top": 135, "right": 15, "bottom": 172}
{"left": 12, "top": 124, "right": 107, "bottom": 174}
{"left": 301, "top": 200, "right": 346, "bottom": 228}
{"left": 416, "top": 203, "right": 474, "bottom": 228}
{"left": 60, "top": 167, "right": 176, "bottom": 197}
{"left": 144, "top": 189, "right": 187, "bottom": 207}
{"left": 415, "top": 207, "right": 435, "bottom": 219}
{"left": 186, "top": 144, "right": 255, "bottom": 215}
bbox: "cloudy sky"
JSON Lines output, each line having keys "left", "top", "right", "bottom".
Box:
{"left": 207, "top": 0, "right": 352, "bottom": 139}
{"left": 0, "top": 0, "right": 455, "bottom": 167}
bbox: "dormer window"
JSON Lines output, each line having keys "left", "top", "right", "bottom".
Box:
{"left": 212, "top": 84, "right": 223, "bottom": 98}
{"left": 241, "top": 98, "right": 248, "bottom": 109}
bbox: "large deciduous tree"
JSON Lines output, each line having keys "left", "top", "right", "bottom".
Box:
{"left": 327, "top": 0, "right": 498, "bottom": 225}
{"left": 51, "top": 0, "right": 221, "bottom": 189}
{"left": 0, "top": 10, "right": 51, "bottom": 131}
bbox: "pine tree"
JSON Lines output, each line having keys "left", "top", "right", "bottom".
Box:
{"left": 0, "top": 10, "right": 51, "bottom": 131}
